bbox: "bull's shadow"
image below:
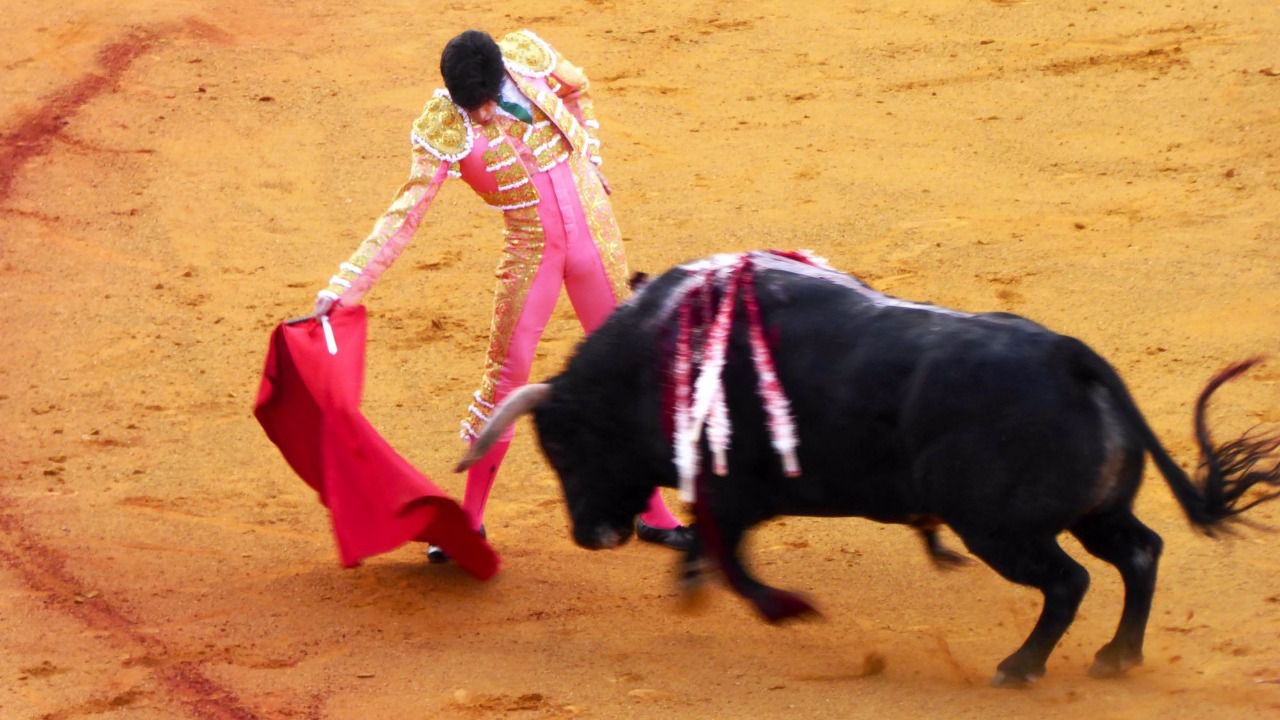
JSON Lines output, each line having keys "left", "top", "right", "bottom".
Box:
{"left": 458, "top": 250, "right": 1280, "bottom": 688}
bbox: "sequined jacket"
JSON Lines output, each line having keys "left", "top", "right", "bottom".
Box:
{"left": 320, "top": 29, "right": 603, "bottom": 305}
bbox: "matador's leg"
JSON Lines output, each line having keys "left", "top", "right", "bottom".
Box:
{"left": 459, "top": 205, "right": 563, "bottom": 529}
{"left": 561, "top": 158, "right": 686, "bottom": 535}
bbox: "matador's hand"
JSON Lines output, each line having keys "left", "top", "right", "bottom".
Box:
{"left": 314, "top": 293, "right": 338, "bottom": 318}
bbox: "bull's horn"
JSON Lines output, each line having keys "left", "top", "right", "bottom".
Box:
{"left": 454, "top": 383, "right": 552, "bottom": 472}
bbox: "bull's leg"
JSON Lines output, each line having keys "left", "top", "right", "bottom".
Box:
{"left": 1070, "top": 510, "right": 1163, "bottom": 679}
{"left": 919, "top": 528, "right": 971, "bottom": 569}
{"left": 693, "top": 502, "right": 817, "bottom": 623}
{"left": 962, "top": 533, "right": 1090, "bottom": 687}
{"left": 721, "top": 524, "right": 819, "bottom": 624}
{"left": 678, "top": 524, "right": 709, "bottom": 595}
{"left": 910, "top": 515, "right": 969, "bottom": 568}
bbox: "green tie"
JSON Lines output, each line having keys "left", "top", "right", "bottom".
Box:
{"left": 498, "top": 99, "right": 533, "bottom": 124}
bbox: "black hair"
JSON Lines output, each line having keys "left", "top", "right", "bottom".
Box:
{"left": 440, "top": 30, "right": 504, "bottom": 111}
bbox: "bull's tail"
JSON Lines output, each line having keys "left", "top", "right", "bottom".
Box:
{"left": 1068, "top": 340, "right": 1280, "bottom": 531}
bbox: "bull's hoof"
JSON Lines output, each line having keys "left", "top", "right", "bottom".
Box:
{"left": 755, "top": 589, "right": 819, "bottom": 624}
{"left": 991, "top": 656, "right": 1044, "bottom": 689}
{"left": 1088, "top": 645, "right": 1142, "bottom": 679}
{"left": 929, "top": 547, "right": 972, "bottom": 570}
{"left": 679, "top": 556, "right": 710, "bottom": 588}
{"left": 989, "top": 670, "right": 1040, "bottom": 689}
{"left": 677, "top": 578, "right": 709, "bottom": 614}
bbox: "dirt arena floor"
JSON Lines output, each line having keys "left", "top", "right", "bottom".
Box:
{"left": 2, "top": 0, "right": 1279, "bottom": 717}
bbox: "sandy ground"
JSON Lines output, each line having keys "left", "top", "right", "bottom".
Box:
{"left": 2, "top": 0, "right": 1279, "bottom": 718}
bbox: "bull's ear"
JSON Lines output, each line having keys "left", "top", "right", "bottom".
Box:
{"left": 629, "top": 271, "right": 650, "bottom": 291}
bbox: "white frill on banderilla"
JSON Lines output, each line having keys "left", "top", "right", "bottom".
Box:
{"left": 667, "top": 251, "right": 813, "bottom": 501}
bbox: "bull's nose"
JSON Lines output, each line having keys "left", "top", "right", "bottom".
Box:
{"left": 575, "top": 524, "right": 630, "bottom": 550}
{"left": 591, "top": 525, "right": 627, "bottom": 545}
{"left": 595, "top": 527, "right": 624, "bottom": 549}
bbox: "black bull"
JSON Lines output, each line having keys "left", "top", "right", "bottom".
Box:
{"left": 457, "top": 253, "right": 1280, "bottom": 687}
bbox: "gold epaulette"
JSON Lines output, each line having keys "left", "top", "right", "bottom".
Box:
{"left": 499, "top": 29, "right": 557, "bottom": 78}
{"left": 410, "top": 91, "right": 474, "bottom": 162}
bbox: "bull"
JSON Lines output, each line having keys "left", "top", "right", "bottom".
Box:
{"left": 457, "top": 251, "right": 1280, "bottom": 687}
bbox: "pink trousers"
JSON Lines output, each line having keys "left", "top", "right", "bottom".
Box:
{"left": 461, "top": 159, "right": 681, "bottom": 531}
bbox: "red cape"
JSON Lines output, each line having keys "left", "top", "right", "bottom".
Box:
{"left": 253, "top": 305, "right": 499, "bottom": 579}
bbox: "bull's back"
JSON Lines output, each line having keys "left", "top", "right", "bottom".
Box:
{"left": 751, "top": 272, "right": 1107, "bottom": 519}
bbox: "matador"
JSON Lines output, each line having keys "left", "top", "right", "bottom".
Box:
{"left": 313, "top": 30, "right": 692, "bottom": 561}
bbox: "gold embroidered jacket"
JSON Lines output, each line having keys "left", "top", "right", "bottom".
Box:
{"left": 320, "top": 29, "right": 603, "bottom": 305}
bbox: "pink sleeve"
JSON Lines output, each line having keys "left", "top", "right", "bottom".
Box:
{"left": 320, "top": 151, "right": 450, "bottom": 306}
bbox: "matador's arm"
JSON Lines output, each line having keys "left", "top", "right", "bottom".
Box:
{"left": 318, "top": 146, "right": 450, "bottom": 307}
{"left": 550, "top": 52, "right": 603, "bottom": 166}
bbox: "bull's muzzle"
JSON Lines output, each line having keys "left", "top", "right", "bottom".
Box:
{"left": 573, "top": 522, "right": 634, "bottom": 550}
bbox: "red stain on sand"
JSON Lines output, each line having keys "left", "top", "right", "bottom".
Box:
{"left": 0, "top": 18, "right": 233, "bottom": 202}
{"left": 2, "top": 22, "right": 262, "bottom": 714}
{"left": 0, "top": 507, "right": 261, "bottom": 719}
{"left": 0, "top": 31, "right": 159, "bottom": 201}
